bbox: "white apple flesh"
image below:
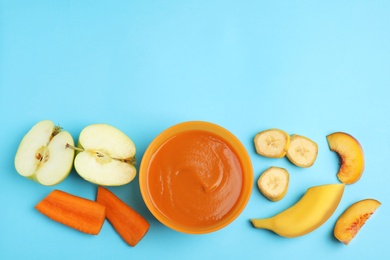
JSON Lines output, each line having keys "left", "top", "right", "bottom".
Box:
{"left": 14, "top": 120, "right": 75, "bottom": 186}
{"left": 73, "top": 124, "right": 136, "bottom": 186}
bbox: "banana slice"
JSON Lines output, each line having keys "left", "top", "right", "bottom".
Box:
{"left": 257, "top": 166, "right": 289, "bottom": 202}
{"left": 254, "top": 129, "right": 290, "bottom": 158}
{"left": 286, "top": 134, "right": 318, "bottom": 168}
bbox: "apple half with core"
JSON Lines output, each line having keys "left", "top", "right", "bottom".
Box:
{"left": 68, "top": 124, "right": 136, "bottom": 186}
{"left": 14, "top": 120, "right": 75, "bottom": 186}
{"left": 327, "top": 132, "right": 364, "bottom": 184}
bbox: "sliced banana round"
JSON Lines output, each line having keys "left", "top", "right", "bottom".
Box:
{"left": 286, "top": 134, "right": 318, "bottom": 168}
{"left": 254, "top": 129, "right": 290, "bottom": 158}
{"left": 257, "top": 166, "right": 289, "bottom": 202}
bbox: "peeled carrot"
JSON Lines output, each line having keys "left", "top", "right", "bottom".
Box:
{"left": 35, "top": 189, "right": 106, "bottom": 235}
{"left": 96, "top": 186, "right": 150, "bottom": 246}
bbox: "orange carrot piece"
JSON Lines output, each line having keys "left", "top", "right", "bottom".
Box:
{"left": 96, "top": 186, "right": 150, "bottom": 246}
{"left": 35, "top": 189, "right": 106, "bottom": 235}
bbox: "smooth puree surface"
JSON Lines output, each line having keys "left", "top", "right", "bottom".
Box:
{"left": 147, "top": 130, "right": 243, "bottom": 228}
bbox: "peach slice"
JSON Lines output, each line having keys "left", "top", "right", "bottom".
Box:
{"left": 326, "top": 132, "right": 364, "bottom": 184}
{"left": 334, "top": 199, "right": 381, "bottom": 245}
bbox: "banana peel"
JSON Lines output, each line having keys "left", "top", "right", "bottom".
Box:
{"left": 251, "top": 183, "right": 345, "bottom": 238}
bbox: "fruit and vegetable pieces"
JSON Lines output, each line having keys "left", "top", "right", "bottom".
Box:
{"left": 251, "top": 183, "right": 344, "bottom": 238}
{"left": 257, "top": 167, "right": 289, "bottom": 202}
{"left": 68, "top": 124, "right": 136, "bottom": 186}
{"left": 334, "top": 199, "right": 380, "bottom": 245}
{"left": 96, "top": 186, "right": 150, "bottom": 247}
{"left": 254, "top": 129, "right": 290, "bottom": 158}
{"left": 327, "top": 132, "right": 364, "bottom": 184}
{"left": 35, "top": 189, "right": 105, "bottom": 235}
{"left": 14, "top": 120, "right": 74, "bottom": 186}
{"left": 286, "top": 134, "right": 318, "bottom": 168}
{"left": 16, "top": 121, "right": 377, "bottom": 245}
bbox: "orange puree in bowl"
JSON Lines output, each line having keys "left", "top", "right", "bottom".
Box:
{"left": 147, "top": 130, "right": 243, "bottom": 228}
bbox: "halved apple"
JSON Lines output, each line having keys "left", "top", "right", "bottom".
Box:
{"left": 334, "top": 199, "right": 381, "bottom": 245}
{"left": 70, "top": 124, "right": 136, "bottom": 186}
{"left": 327, "top": 132, "right": 364, "bottom": 184}
{"left": 14, "top": 120, "right": 75, "bottom": 186}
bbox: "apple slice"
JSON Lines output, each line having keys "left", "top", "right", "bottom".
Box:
{"left": 286, "top": 134, "right": 318, "bottom": 168}
{"left": 327, "top": 132, "right": 364, "bottom": 184}
{"left": 14, "top": 120, "right": 75, "bottom": 186}
{"left": 70, "top": 124, "right": 136, "bottom": 186}
{"left": 334, "top": 199, "right": 381, "bottom": 245}
{"left": 254, "top": 129, "right": 290, "bottom": 158}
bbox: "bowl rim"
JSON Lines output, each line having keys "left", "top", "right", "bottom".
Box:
{"left": 139, "top": 121, "right": 253, "bottom": 234}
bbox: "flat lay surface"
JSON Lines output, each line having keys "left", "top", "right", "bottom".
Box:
{"left": 1, "top": 1, "right": 389, "bottom": 259}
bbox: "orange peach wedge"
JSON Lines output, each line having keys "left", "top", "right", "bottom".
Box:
{"left": 326, "top": 132, "right": 364, "bottom": 184}
{"left": 334, "top": 199, "right": 381, "bottom": 245}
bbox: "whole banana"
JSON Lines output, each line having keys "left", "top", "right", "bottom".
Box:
{"left": 251, "top": 183, "right": 344, "bottom": 238}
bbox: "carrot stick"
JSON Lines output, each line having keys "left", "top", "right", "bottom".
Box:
{"left": 35, "top": 189, "right": 106, "bottom": 235}
{"left": 96, "top": 186, "right": 150, "bottom": 246}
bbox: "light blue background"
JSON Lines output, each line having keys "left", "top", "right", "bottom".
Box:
{"left": 1, "top": 1, "right": 389, "bottom": 259}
